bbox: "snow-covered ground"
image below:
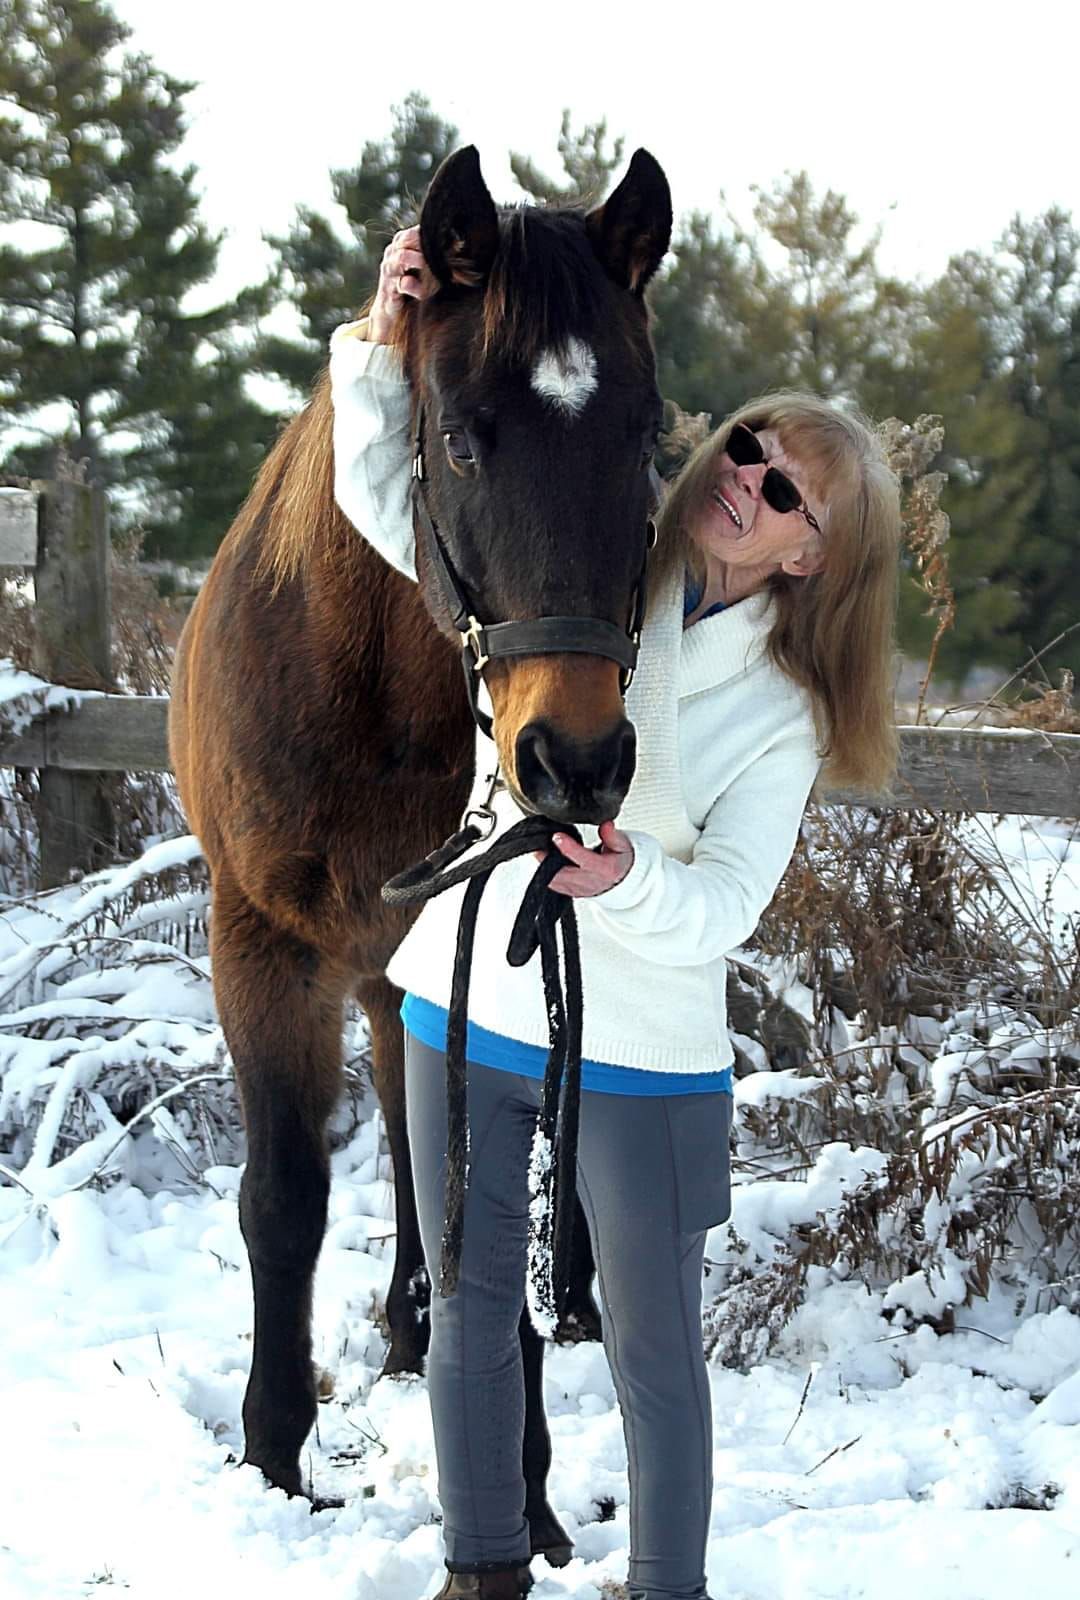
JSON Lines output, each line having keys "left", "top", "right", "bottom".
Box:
{"left": 1, "top": 816, "right": 1078, "bottom": 1600}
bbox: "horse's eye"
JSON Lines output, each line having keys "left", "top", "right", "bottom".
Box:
{"left": 443, "top": 429, "right": 475, "bottom": 466}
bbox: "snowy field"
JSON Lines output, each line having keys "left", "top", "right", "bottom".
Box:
{"left": 1, "top": 817, "right": 1079, "bottom": 1600}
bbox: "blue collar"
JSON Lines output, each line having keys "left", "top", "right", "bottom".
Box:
{"left": 683, "top": 569, "right": 726, "bottom": 623}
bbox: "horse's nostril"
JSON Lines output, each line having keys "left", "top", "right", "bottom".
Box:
{"left": 603, "top": 722, "right": 637, "bottom": 797}
{"left": 515, "top": 719, "right": 637, "bottom": 825}
{"left": 515, "top": 722, "right": 561, "bottom": 798}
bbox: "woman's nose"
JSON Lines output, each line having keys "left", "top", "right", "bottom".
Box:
{"left": 734, "top": 461, "right": 766, "bottom": 497}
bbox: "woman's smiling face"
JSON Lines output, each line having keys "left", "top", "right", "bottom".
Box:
{"left": 698, "top": 427, "right": 826, "bottom": 576}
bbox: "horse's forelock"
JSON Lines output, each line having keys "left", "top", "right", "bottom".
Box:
{"left": 395, "top": 204, "right": 651, "bottom": 387}
{"left": 480, "top": 207, "right": 606, "bottom": 368}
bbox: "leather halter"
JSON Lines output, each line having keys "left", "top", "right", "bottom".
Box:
{"left": 411, "top": 406, "right": 658, "bottom": 740}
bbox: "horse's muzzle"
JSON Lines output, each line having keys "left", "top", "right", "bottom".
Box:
{"left": 513, "top": 718, "right": 637, "bottom": 825}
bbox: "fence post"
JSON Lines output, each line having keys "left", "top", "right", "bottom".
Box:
{"left": 30, "top": 475, "right": 114, "bottom": 888}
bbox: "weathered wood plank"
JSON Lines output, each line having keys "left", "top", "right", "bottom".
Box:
{"left": 832, "top": 725, "right": 1080, "bottom": 818}
{"left": 32, "top": 479, "right": 111, "bottom": 689}
{"left": 0, "top": 694, "right": 170, "bottom": 773}
{"left": 1, "top": 704, "right": 1077, "bottom": 818}
{"left": 0, "top": 488, "right": 39, "bottom": 568}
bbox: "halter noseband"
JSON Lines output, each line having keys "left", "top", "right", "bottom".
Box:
{"left": 411, "top": 406, "right": 657, "bottom": 740}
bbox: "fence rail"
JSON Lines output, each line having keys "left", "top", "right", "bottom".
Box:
{"left": 2, "top": 698, "right": 1076, "bottom": 816}
{"left": 0, "top": 692, "right": 169, "bottom": 773}
{"left": 3, "top": 483, "right": 1078, "bottom": 887}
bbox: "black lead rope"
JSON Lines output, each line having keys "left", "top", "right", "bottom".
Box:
{"left": 382, "top": 813, "right": 584, "bottom": 1328}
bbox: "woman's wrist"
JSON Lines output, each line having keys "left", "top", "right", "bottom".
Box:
{"left": 366, "top": 303, "right": 393, "bottom": 344}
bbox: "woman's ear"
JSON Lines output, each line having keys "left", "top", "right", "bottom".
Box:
{"left": 781, "top": 536, "right": 825, "bottom": 579}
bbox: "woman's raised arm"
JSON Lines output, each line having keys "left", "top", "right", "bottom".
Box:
{"left": 329, "top": 227, "right": 437, "bottom": 581}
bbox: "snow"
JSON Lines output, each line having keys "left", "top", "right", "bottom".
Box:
{"left": 734, "top": 1067, "right": 830, "bottom": 1107}
{"left": 1, "top": 814, "right": 1079, "bottom": 1598}
{"left": 0, "top": 656, "right": 94, "bottom": 736}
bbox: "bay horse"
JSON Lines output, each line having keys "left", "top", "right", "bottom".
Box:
{"left": 169, "top": 145, "right": 672, "bottom": 1556}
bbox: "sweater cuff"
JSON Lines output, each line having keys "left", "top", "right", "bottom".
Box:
{"left": 329, "top": 321, "right": 407, "bottom": 383}
{"left": 588, "top": 828, "right": 661, "bottom": 913}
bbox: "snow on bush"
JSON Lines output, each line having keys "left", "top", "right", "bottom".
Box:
{"left": 0, "top": 802, "right": 1076, "bottom": 1376}
{"left": 702, "top": 805, "right": 1080, "bottom": 1368}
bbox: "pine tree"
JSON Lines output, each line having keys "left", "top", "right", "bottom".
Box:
{"left": 0, "top": 0, "right": 273, "bottom": 558}
{"left": 509, "top": 113, "right": 624, "bottom": 207}
{"left": 750, "top": 173, "right": 914, "bottom": 405}
{"left": 259, "top": 92, "right": 459, "bottom": 400}
{"left": 649, "top": 210, "right": 789, "bottom": 422}
{"left": 912, "top": 216, "right": 1080, "bottom": 681}
{"left": 998, "top": 210, "right": 1080, "bottom": 676}
{"left": 649, "top": 174, "right": 916, "bottom": 427}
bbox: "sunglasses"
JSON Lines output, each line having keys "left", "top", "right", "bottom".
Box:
{"left": 725, "top": 423, "right": 822, "bottom": 536}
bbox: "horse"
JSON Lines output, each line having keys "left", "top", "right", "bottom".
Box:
{"left": 169, "top": 144, "right": 672, "bottom": 1559}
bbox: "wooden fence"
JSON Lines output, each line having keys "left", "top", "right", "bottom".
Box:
{"left": 2, "top": 482, "right": 1079, "bottom": 889}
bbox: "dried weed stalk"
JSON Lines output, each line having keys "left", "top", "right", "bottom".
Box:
{"left": 878, "top": 414, "right": 953, "bottom": 723}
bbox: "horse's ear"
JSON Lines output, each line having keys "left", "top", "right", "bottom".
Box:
{"left": 586, "top": 149, "right": 672, "bottom": 295}
{"left": 420, "top": 146, "right": 499, "bottom": 290}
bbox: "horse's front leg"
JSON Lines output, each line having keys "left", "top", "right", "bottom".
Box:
{"left": 359, "top": 976, "right": 431, "bottom": 1376}
{"left": 519, "top": 1309, "right": 574, "bottom": 1567}
{"left": 212, "top": 867, "right": 346, "bottom": 1496}
{"left": 554, "top": 1197, "right": 603, "bottom": 1344}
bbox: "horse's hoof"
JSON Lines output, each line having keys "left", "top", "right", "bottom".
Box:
{"left": 527, "top": 1504, "right": 574, "bottom": 1568}
{"left": 535, "top": 1539, "right": 574, "bottom": 1569}
{"left": 241, "top": 1453, "right": 304, "bottom": 1498}
{"left": 380, "top": 1347, "right": 425, "bottom": 1380}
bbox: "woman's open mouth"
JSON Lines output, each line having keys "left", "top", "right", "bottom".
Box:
{"left": 711, "top": 487, "right": 744, "bottom": 531}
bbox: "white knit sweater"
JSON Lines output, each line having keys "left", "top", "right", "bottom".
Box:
{"left": 330, "top": 328, "right": 823, "bottom": 1074}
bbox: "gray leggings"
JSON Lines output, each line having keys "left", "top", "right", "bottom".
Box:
{"left": 405, "top": 1036, "right": 734, "bottom": 1600}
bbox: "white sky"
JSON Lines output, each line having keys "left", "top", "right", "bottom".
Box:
{"left": 112, "top": 0, "right": 1080, "bottom": 300}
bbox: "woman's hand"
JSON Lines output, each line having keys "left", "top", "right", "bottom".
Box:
{"left": 368, "top": 226, "right": 437, "bottom": 342}
{"left": 538, "top": 820, "right": 635, "bottom": 898}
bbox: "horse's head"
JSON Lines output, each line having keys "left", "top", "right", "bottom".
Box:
{"left": 401, "top": 146, "right": 672, "bottom": 825}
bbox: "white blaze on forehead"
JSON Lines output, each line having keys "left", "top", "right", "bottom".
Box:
{"left": 530, "top": 338, "right": 598, "bottom": 418}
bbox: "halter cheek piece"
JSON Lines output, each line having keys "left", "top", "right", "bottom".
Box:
{"left": 411, "top": 406, "right": 658, "bottom": 740}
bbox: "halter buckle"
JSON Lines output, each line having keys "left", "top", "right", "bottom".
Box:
{"left": 462, "top": 764, "right": 501, "bottom": 840}
{"left": 463, "top": 804, "right": 498, "bottom": 840}
{"left": 462, "top": 615, "right": 490, "bottom": 671}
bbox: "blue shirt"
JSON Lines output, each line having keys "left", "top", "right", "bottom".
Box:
{"left": 400, "top": 573, "right": 734, "bottom": 1100}
{"left": 683, "top": 570, "right": 727, "bottom": 622}
{"left": 402, "top": 995, "right": 733, "bottom": 1097}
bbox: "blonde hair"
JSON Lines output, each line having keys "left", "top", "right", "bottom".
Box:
{"left": 657, "top": 392, "right": 900, "bottom": 793}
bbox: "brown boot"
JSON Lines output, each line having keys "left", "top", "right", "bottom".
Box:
{"left": 431, "top": 1567, "right": 533, "bottom": 1599}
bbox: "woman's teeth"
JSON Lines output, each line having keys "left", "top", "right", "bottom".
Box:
{"left": 712, "top": 488, "right": 743, "bottom": 530}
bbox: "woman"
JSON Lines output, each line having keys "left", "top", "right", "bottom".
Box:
{"left": 330, "top": 227, "right": 900, "bottom": 1600}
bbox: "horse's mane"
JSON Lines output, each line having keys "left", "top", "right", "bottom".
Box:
{"left": 251, "top": 204, "right": 624, "bottom": 591}
{"left": 247, "top": 375, "right": 341, "bottom": 592}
